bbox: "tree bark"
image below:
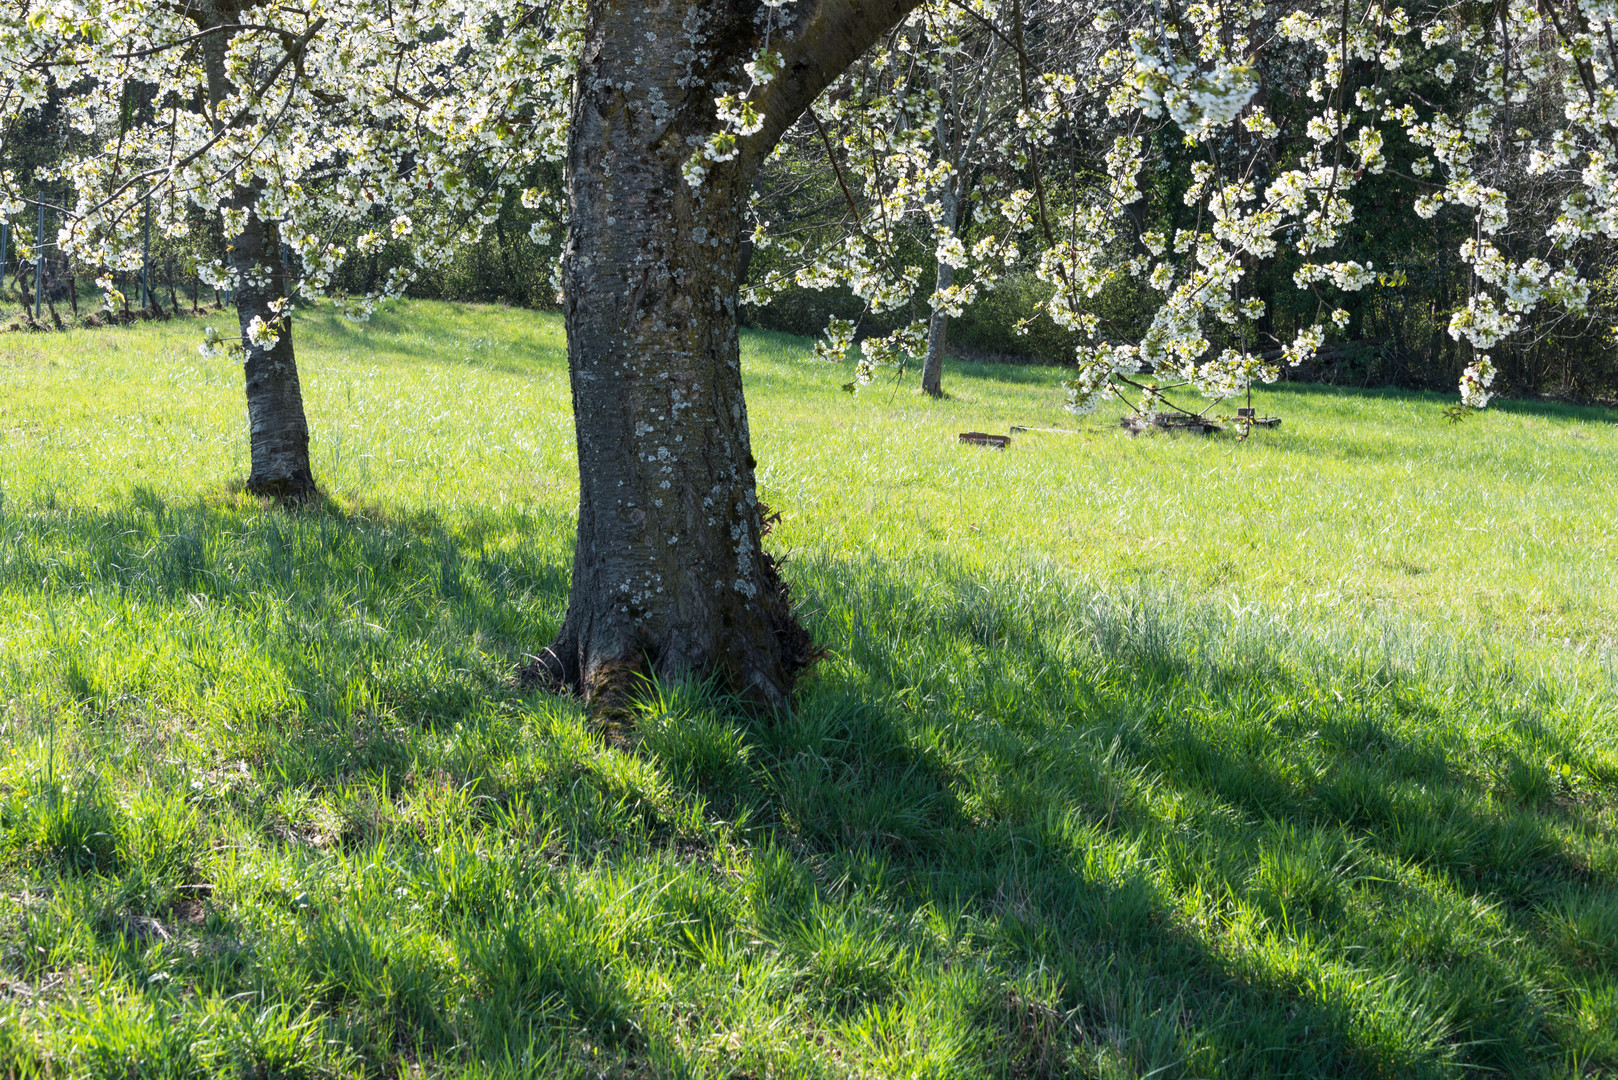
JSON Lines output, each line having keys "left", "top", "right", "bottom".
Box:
{"left": 231, "top": 186, "right": 316, "bottom": 498}
{"left": 920, "top": 29, "right": 1003, "bottom": 399}
{"left": 44, "top": 263, "right": 63, "bottom": 329}
{"left": 920, "top": 256, "right": 954, "bottom": 398}
{"left": 198, "top": 1, "right": 317, "bottom": 500}
{"left": 532, "top": 0, "right": 921, "bottom": 711}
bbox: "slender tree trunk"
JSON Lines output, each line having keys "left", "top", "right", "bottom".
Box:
{"left": 532, "top": 0, "right": 921, "bottom": 710}
{"left": 920, "top": 187, "right": 960, "bottom": 398}
{"left": 920, "top": 259, "right": 954, "bottom": 397}
{"left": 494, "top": 211, "right": 522, "bottom": 305}
{"left": 44, "top": 264, "right": 62, "bottom": 328}
{"left": 199, "top": 3, "right": 316, "bottom": 499}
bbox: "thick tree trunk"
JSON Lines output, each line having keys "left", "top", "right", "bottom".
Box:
{"left": 534, "top": 6, "right": 804, "bottom": 710}
{"left": 532, "top": 0, "right": 920, "bottom": 711}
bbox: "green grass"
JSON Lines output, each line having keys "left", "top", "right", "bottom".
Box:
{"left": 1, "top": 301, "right": 1616, "bottom": 1078}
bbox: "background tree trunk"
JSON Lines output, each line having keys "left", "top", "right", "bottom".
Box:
{"left": 919, "top": 144, "right": 959, "bottom": 396}
{"left": 534, "top": 0, "right": 921, "bottom": 710}
{"left": 920, "top": 256, "right": 955, "bottom": 397}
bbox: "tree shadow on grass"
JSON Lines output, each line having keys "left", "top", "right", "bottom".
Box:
{"left": 0, "top": 488, "right": 574, "bottom": 782}
{"left": 8, "top": 494, "right": 1617, "bottom": 1077}
{"left": 0, "top": 489, "right": 715, "bottom": 1072}
{"left": 661, "top": 692, "right": 1425, "bottom": 1077}
{"left": 643, "top": 553, "right": 1618, "bottom": 1077}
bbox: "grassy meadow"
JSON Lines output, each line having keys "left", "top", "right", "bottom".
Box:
{"left": 0, "top": 301, "right": 1616, "bottom": 1078}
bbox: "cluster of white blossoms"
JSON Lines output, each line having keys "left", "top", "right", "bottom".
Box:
{"left": 8, "top": 0, "right": 1616, "bottom": 416}
{"left": 739, "top": 0, "right": 1618, "bottom": 416}
{"left": 1382, "top": 0, "right": 1618, "bottom": 404}
{"left": 1, "top": 0, "right": 581, "bottom": 349}
{"left": 728, "top": 0, "right": 1413, "bottom": 416}
{"left": 683, "top": 0, "right": 797, "bottom": 188}
{"left": 1127, "top": 33, "right": 1259, "bottom": 140}
{"left": 1046, "top": 0, "right": 1393, "bottom": 417}
{"left": 1459, "top": 354, "right": 1497, "bottom": 408}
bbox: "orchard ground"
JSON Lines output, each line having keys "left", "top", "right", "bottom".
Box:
{"left": 0, "top": 301, "right": 1615, "bottom": 1079}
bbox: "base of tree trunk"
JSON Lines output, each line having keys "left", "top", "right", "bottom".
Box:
{"left": 521, "top": 514, "right": 817, "bottom": 724}
{"left": 244, "top": 473, "right": 320, "bottom": 502}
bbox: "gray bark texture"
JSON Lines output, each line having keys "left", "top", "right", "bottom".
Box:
{"left": 920, "top": 264, "right": 952, "bottom": 397}
{"left": 921, "top": 32, "right": 1003, "bottom": 399}
{"left": 530, "top": 0, "right": 921, "bottom": 711}
{"left": 921, "top": 182, "right": 961, "bottom": 399}
{"left": 198, "top": 1, "right": 317, "bottom": 500}
{"left": 232, "top": 196, "right": 315, "bottom": 498}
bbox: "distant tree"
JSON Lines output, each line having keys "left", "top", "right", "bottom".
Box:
{"left": 0, "top": 0, "right": 574, "bottom": 497}
{"left": 912, "top": 12, "right": 1018, "bottom": 398}
{"left": 744, "top": 1, "right": 1090, "bottom": 398}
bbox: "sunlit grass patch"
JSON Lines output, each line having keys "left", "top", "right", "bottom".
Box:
{"left": 0, "top": 302, "right": 1615, "bottom": 1077}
